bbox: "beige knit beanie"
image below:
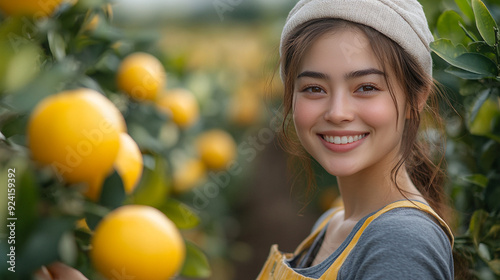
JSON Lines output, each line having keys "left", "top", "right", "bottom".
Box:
{"left": 280, "top": 0, "right": 434, "bottom": 76}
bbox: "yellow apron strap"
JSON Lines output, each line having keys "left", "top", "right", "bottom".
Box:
{"left": 256, "top": 208, "right": 343, "bottom": 280}
{"left": 321, "top": 200, "right": 454, "bottom": 279}
{"left": 256, "top": 245, "right": 316, "bottom": 280}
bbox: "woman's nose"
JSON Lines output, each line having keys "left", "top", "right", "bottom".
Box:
{"left": 323, "top": 92, "right": 354, "bottom": 124}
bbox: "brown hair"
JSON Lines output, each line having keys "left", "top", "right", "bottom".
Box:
{"left": 278, "top": 18, "right": 450, "bottom": 221}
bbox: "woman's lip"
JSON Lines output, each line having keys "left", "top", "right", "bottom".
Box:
{"left": 317, "top": 133, "right": 368, "bottom": 153}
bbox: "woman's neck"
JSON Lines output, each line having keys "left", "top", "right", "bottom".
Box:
{"left": 336, "top": 162, "right": 423, "bottom": 221}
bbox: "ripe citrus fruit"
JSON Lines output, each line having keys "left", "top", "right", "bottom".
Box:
{"left": 117, "top": 52, "right": 166, "bottom": 102}
{"left": 114, "top": 133, "right": 143, "bottom": 194}
{"left": 0, "top": 0, "right": 65, "bottom": 17}
{"left": 156, "top": 88, "right": 200, "bottom": 128}
{"left": 173, "top": 158, "right": 206, "bottom": 193}
{"left": 196, "top": 129, "right": 237, "bottom": 170}
{"left": 27, "top": 88, "right": 126, "bottom": 186}
{"left": 229, "top": 89, "right": 262, "bottom": 126}
{"left": 81, "top": 133, "right": 143, "bottom": 201}
{"left": 90, "top": 205, "right": 185, "bottom": 280}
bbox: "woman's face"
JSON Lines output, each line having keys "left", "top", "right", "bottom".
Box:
{"left": 292, "top": 28, "right": 407, "bottom": 178}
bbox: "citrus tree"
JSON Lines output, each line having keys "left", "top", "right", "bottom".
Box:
{"left": 427, "top": 0, "right": 500, "bottom": 278}
{"left": 0, "top": 0, "right": 260, "bottom": 278}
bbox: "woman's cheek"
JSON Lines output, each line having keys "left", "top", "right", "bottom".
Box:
{"left": 359, "top": 99, "right": 398, "bottom": 129}
{"left": 293, "top": 97, "right": 318, "bottom": 132}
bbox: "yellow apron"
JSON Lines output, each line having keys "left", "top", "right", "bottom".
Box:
{"left": 256, "top": 200, "right": 454, "bottom": 280}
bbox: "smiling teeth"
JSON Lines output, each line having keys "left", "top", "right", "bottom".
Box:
{"left": 323, "top": 134, "right": 366, "bottom": 144}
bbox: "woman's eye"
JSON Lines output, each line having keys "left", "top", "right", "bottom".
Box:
{"left": 304, "top": 86, "right": 325, "bottom": 93}
{"left": 357, "top": 85, "right": 378, "bottom": 92}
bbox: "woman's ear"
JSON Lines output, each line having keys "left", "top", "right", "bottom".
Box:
{"left": 406, "top": 87, "right": 431, "bottom": 119}
{"left": 417, "top": 86, "right": 431, "bottom": 112}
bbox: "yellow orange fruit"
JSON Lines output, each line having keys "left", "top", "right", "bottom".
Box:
{"left": 114, "top": 133, "right": 143, "bottom": 194}
{"left": 156, "top": 89, "right": 199, "bottom": 128}
{"left": 173, "top": 158, "right": 206, "bottom": 193}
{"left": 196, "top": 129, "right": 237, "bottom": 170}
{"left": 0, "top": 0, "right": 65, "bottom": 17}
{"left": 117, "top": 52, "right": 166, "bottom": 102}
{"left": 83, "top": 176, "right": 104, "bottom": 201}
{"left": 82, "top": 133, "right": 143, "bottom": 201}
{"left": 90, "top": 205, "right": 185, "bottom": 280}
{"left": 229, "top": 89, "right": 262, "bottom": 126}
{"left": 27, "top": 88, "right": 126, "bottom": 185}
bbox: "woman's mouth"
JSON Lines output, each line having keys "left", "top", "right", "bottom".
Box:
{"left": 321, "top": 133, "right": 368, "bottom": 145}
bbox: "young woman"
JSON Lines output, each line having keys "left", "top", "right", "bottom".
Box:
{"left": 257, "top": 0, "right": 454, "bottom": 279}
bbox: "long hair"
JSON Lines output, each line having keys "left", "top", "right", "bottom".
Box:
{"left": 278, "top": 18, "right": 450, "bottom": 221}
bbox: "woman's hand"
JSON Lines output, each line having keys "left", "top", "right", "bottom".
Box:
{"left": 34, "top": 262, "right": 88, "bottom": 280}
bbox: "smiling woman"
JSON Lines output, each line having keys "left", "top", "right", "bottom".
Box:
{"left": 256, "top": 0, "right": 455, "bottom": 279}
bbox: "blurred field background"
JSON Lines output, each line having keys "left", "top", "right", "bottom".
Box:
{"left": 0, "top": 0, "right": 499, "bottom": 279}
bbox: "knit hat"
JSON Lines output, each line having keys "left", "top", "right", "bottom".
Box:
{"left": 280, "top": 0, "right": 434, "bottom": 76}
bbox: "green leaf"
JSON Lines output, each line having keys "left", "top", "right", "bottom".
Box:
{"left": 76, "top": 75, "right": 105, "bottom": 93}
{"left": 430, "top": 38, "right": 467, "bottom": 66}
{"left": 17, "top": 217, "right": 77, "bottom": 277}
{"left": 159, "top": 199, "right": 200, "bottom": 229}
{"left": 126, "top": 103, "right": 168, "bottom": 153}
{"left": 480, "top": 140, "right": 499, "bottom": 170}
{"left": 98, "top": 171, "right": 126, "bottom": 210}
{"left": 472, "top": 0, "right": 498, "bottom": 46}
{"left": 478, "top": 243, "right": 491, "bottom": 261}
{"left": 468, "top": 41, "right": 496, "bottom": 54}
{"left": 469, "top": 209, "right": 488, "bottom": 245}
{"left": 84, "top": 203, "right": 110, "bottom": 231}
{"left": 48, "top": 31, "right": 67, "bottom": 61}
{"left": 129, "top": 155, "right": 170, "bottom": 207}
{"left": 454, "top": 52, "right": 498, "bottom": 76}
{"left": 58, "top": 231, "right": 78, "bottom": 265}
{"left": 469, "top": 92, "right": 500, "bottom": 135}
{"left": 445, "top": 66, "right": 486, "bottom": 79}
{"left": 180, "top": 241, "right": 211, "bottom": 278}
{"left": 455, "top": 0, "right": 474, "bottom": 22}
{"left": 437, "top": 10, "right": 471, "bottom": 45}
{"left": 459, "top": 21, "right": 479, "bottom": 42}
{"left": 462, "top": 174, "right": 489, "bottom": 187}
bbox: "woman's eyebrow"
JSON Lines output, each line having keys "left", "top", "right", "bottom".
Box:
{"left": 297, "top": 71, "right": 330, "bottom": 80}
{"left": 297, "top": 68, "right": 385, "bottom": 80}
{"left": 345, "top": 68, "right": 385, "bottom": 80}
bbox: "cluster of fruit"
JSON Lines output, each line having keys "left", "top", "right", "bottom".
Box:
{"left": 0, "top": 1, "right": 239, "bottom": 279}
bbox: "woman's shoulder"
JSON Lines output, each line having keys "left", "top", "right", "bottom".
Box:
{"left": 338, "top": 207, "right": 454, "bottom": 279}
{"left": 365, "top": 207, "right": 450, "bottom": 242}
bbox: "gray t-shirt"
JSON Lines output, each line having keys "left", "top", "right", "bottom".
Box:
{"left": 287, "top": 207, "right": 454, "bottom": 279}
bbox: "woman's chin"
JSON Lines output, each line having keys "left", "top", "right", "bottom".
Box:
{"left": 320, "top": 163, "right": 359, "bottom": 178}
